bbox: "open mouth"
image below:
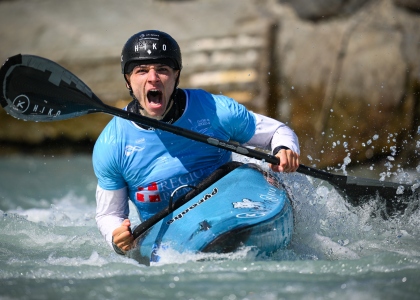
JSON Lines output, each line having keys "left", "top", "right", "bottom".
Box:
{"left": 147, "top": 89, "right": 163, "bottom": 106}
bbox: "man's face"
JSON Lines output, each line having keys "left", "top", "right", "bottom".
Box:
{"left": 126, "top": 63, "right": 179, "bottom": 119}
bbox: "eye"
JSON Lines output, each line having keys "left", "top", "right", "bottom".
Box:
{"left": 138, "top": 68, "right": 148, "bottom": 74}
{"left": 132, "top": 65, "right": 148, "bottom": 74}
{"left": 157, "top": 66, "right": 171, "bottom": 73}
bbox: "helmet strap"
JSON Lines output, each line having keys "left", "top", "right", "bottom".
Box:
{"left": 127, "top": 86, "right": 145, "bottom": 111}
{"left": 159, "top": 72, "right": 181, "bottom": 120}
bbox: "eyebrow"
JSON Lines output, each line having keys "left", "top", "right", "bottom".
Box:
{"left": 127, "top": 63, "right": 172, "bottom": 75}
{"left": 135, "top": 64, "right": 168, "bottom": 68}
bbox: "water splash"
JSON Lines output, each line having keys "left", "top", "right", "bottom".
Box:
{"left": 151, "top": 245, "right": 254, "bottom": 266}
{"left": 232, "top": 152, "right": 420, "bottom": 263}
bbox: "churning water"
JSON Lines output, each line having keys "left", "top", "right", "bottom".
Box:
{"left": 1, "top": 154, "right": 419, "bottom": 300}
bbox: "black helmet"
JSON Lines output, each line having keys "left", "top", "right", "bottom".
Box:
{"left": 121, "top": 30, "right": 182, "bottom": 74}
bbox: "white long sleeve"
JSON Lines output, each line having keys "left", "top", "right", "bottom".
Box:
{"left": 95, "top": 185, "right": 129, "bottom": 248}
{"left": 244, "top": 112, "right": 300, "bottom": 154}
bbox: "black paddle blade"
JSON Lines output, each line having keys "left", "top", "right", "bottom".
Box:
{"left": 0, "top": 54, "right": 105, "bottom": 121}
{"left": 298, "top": 165, "right": 418, "bottom": 215}
{"left": 334, "top": 175, "right": 418, "bottom": 215}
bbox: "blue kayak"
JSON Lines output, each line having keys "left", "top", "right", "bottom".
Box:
{"left": 127, "top": 163, "right": 293, "bottom": 265}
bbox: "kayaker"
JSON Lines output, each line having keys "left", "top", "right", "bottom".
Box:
{"left": 93, "top": 30, "right": 300, "bottom": 254}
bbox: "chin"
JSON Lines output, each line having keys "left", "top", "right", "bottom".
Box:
{"left": 146, "top": 110, "right": 165, "bottom": 119}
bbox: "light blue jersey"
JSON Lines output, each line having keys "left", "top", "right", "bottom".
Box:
{"left": 93, "top": 89, "right": 256, "bottom": 221}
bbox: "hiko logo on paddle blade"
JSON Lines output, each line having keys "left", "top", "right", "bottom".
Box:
{"left": 11, "top": 94, "right": 61, "bottom": 117}
{"left": 12, "top": 95, "right": 30, "bottom": 113}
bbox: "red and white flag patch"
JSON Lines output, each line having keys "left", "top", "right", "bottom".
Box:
{"left": 136, "top": 182, "right": 162, "bottom": 203}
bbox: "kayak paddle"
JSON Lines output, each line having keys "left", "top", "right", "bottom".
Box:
{"left": 0, "top": 54, "right": 417, "bottom": 215}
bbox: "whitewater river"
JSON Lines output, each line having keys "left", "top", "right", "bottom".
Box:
{"left": 1, "top": 154, "right": 419, "bottom": 299}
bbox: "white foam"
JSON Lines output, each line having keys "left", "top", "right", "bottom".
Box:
{"left": 45, "top": 251, "right": 109, "bottom": 267}
{"left": 9, "top": 192, "right": 95, "bottom": 226}
{"left": 151, "top": 245, "right": 254, "bottom": 266}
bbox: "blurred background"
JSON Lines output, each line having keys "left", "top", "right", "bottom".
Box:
{"left": 1, "top": 0, "right": 420, "bottom": 173}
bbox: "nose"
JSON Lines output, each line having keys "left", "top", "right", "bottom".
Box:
{"left": 147, "top": 68, "right": 160, "bottom": 82}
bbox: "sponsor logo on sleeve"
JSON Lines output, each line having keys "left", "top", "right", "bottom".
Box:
{"left": 125, "top": 145, "right": 145, "bottom": 156}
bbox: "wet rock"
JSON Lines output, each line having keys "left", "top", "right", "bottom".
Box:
{"left": 394, "top": 0, "right": 420, "bottom": 12}
{"left": 278, "top": 0, "right": 367, "bottom": 20}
